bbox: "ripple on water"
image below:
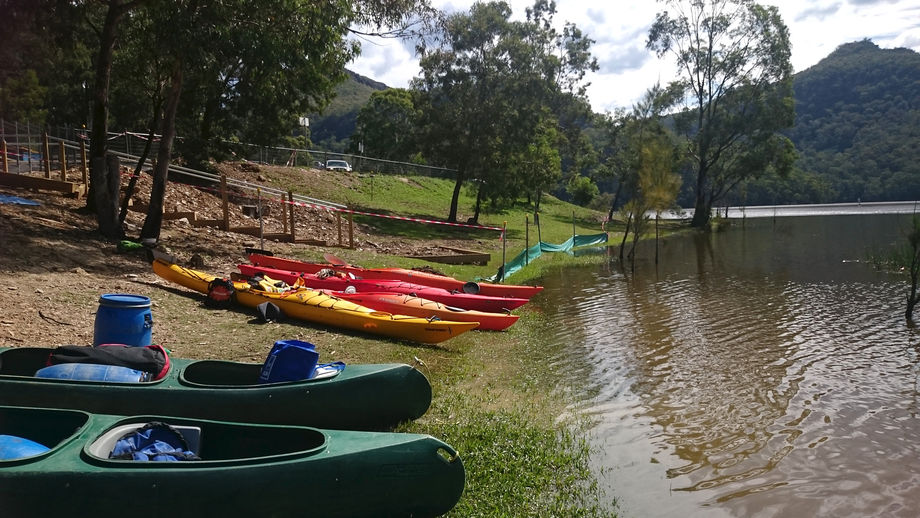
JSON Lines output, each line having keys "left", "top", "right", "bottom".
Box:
{"left": 538, "top": 215, "right": 920, "bottom": 517}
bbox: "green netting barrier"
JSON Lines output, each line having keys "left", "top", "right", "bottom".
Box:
{"left": 481, "top": 232, "right": 608, "bottom": 283}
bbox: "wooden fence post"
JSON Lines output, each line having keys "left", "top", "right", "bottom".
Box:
{"left": 288, "top": 190, "right": 295, "bottom": 242}
{"left": 525, "top": 216, "right": 529, "bottom": 265}
{"left": 42, "top": 132, "right": 51, "bottom": 178}
{"left": 348, "top": 211, "right": 354, "bottom": 249}
{"left": 1, "top": 140, "right": 7, "bottom": 174}
{"left": 59, "top": 143, "right": 66, "bottom": 181}
{"left": 281, "top": 193, "right": 288, "bottom": 234}
{"left": 220, "top": 174, "right": 229, "bottom": 231}
{"left": 337, "top": 211, "right": 343, "bottom": 246}
{"left": 80, "top": 140, "right": 88, "bottom": 185}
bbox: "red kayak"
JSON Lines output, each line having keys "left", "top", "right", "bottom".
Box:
{"left": 238, "top": 264, "right": 529, "bottom": 313}
{"left": 248, "top": 253, "right": 543, "bottom": 299}
{"left": 333, "top": 292, "right": 520, "bottom": 331}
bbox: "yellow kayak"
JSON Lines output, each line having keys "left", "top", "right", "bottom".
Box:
{"left": 151, "top": 259, "right": 478, "bottom": 344}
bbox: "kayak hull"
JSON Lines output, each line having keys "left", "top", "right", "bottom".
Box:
{"left": 152, "top": 258, "right": 478, "bottom": 344}
{"left": 239, "top": 263, "right": 529, "bottom": 313}
{"left": 0, "top": 405, "right": 464, "bottom": 518}
{"left": 0, "top": 346, "right": 431, "bottom": 430}
{"left": 249, "top": 253, "right": 544, "bottom": 299}
{"left": 335, "top": 291, "right": 520, "bottom": 331}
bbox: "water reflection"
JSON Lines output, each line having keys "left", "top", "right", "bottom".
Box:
{"left": 537, "top": 214, "right": 920, "bottom": 518}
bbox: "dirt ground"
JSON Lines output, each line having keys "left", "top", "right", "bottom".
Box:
{"left": 0, "top": 164, "right": 474, "bottom": 353}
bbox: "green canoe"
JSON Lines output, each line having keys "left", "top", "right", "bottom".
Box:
{"left": 0, "top": 347, "right": 431, "bottom": 430}
{"left": 0, "top": 405, "right": 465, "bottom": 517}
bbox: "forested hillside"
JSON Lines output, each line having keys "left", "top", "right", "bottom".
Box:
{"left": 311, "top": 41, "right": 920, "bottom": 206}
{"left": 308, "top": 70, "right": 387, "bottom": 152}
{"left": 744, "top": 40, "right": 920, "bottom": 205}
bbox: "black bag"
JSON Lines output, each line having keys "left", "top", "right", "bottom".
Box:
{"left": 256, "top": 302, "right": 284, "bottom": 323}
{"left": 48, "top": 344, "right": 171, "bottom": 380}
{"left": 206, "top": 277, "right": 236, "bottom": 308}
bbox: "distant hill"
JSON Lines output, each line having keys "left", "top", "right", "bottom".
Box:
{"left": 315, "top": 43, "right": 920, "bottom": 207}
{"left": 743, "top": 40, "right": 920, "bottom": 205}
{"left": 308, "top": 70, "right": 388, "bottom": 152}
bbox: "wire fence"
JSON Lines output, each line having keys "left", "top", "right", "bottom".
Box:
{"left": 1, "top": 119, "right": 456, "bottom": 179}
{"left": 225, "top": 141, "right": 456, "bottom": 179}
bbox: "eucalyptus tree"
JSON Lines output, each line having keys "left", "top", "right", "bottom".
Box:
{"left": 647, "top": 0, "right": 796, "bottom": 227}
{"left": 68, "top": 0, "right": 436, "bottom": 240}
{"left": 413, "top": 0, "right": 595, "bottom": 223}
{"left": 350, "top": 88, "right": 420, "bottom": 161}
{"left": 136, "top": 0, "right": 437, "bottom": 241}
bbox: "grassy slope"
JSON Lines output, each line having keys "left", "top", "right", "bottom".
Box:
{"left": 255, "top": 165, "right": 624, "bottom": 516}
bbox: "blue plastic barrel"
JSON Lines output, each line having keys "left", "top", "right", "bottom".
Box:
{"left": 0, "top": 435, "right": 51, "bottom": 460}
{"left": 35, "top": 363, "right": 151, "bottom": 382}
{"left": 93, "top": 294, "right": 153, "bottom": 347}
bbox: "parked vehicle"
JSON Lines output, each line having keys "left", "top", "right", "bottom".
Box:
{"left": 325, "top": 159, "right": 352, "bottom": 172}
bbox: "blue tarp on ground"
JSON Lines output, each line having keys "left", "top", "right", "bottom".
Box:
{"left": 482, "top": 232, "right": 608, "bottom": 283}
{"left": 0, "top": 194, "right": 40, "bottom": 206}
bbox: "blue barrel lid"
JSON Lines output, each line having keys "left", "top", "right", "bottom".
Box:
{"left": 98, "top": 293, "right": 152, "bottom": 308}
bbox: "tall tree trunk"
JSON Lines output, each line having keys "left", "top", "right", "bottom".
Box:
{"left": 92, "top": 155, "right": 124, "bottom": 239}
{"left": 619, "top": 213, "right": 632, "bottom": 263}
{"left": 141, "top": 60, "right": 183, "bottom": 241}
{"left": 87, "top": 0, "right": 140, "bottom": 215}
{"left": 119, "top": 108, "right": 161, "bottom": 225}
{"left": 607, "top": 180, "right": 623, "bottom": 223}
{"left": 447, "top": 166, "right": 465, "bottom": 223}
{"left": 471, "top": 181, "right": 483, "bottom": 224}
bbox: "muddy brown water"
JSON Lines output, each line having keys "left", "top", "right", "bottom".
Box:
{"left": 536, "top": 213, "right": 920, "bottom": 517}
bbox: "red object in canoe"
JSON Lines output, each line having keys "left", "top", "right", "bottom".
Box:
{"left": 238, "top": 264, "right": 529, "bottom": 314}
{"left": 248, "top": 253, "right": 543, "bottom": 299}
{"left": 333, "top": 292, "right": 520, "bottom": 331}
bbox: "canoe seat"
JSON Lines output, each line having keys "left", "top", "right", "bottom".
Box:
{"left": 87, "top": 423, "right": 201, "bottom": 459}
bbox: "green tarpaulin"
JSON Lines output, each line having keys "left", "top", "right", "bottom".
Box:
{"left": 482, "top": 232, "right": 608, "bottom": 283}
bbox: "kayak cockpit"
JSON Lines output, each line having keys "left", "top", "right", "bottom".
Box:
{"left": 84, "top": 418, "right": 327, "bottom": 464}
{"left": 0, "top": 406, "right": 90, "bottom": 462}
{"left": 179, "top": 359, "right": 342, "bottom": 387}
{"left": 0, "top": 347, "right": 164, "bottom": 384}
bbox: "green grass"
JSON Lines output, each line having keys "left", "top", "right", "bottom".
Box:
{"left": 233, "top": 164, "right": 697, "bottom": 516}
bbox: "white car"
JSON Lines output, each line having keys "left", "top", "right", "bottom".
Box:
{"left": 325, "top": 159, "right": 352, "bottom": 172}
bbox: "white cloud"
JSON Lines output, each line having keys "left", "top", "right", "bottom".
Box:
{"left": 347, "top": 0, "right": 920, "bottom": 112}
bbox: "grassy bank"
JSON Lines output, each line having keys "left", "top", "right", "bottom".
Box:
{"left": 256, "top": 167, "right": 627, "bottom": 516}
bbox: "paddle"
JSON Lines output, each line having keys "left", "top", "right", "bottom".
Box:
{"left": 245, "top": 247, "right": 274, "bottom": 257}
{"left": 323, "top": 253, "right": 349, "bottom": 266}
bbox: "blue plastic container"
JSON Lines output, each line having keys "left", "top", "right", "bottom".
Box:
{"left": 258, "top": 340, "right": 319, "bottom": 383}
{"left": 93, "top": 294, "right": 153, "bottom": 347}
{"left": 35, "top": 363, "right": 151, "bottom": 383}
{"left": 0, "top": 435, "right": 50, "bottom": 460}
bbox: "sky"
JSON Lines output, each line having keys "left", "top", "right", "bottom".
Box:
{"left": 348, "top": 0, "right": 920, "bottom": 114}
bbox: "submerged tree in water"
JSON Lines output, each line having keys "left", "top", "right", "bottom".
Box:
{"left": 906, "top": 216, "right": 920, "bottom": 322}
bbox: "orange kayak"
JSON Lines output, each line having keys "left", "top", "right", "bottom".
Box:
{"left": 248, "top": 253, "right": 544, "bottom": 299}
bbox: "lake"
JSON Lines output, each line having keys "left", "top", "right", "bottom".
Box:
{"left": 536, "top": 212, "right": 920, "bottom": 517}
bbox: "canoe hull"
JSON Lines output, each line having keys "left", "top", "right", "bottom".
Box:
{"left": 152, "top": 258, "right": 478, "bottom": 344}
{"left": 0, "top": 406, "right": 464, "bottom": 518}
{"left": 0, "top": 347, "right": 431, "bottom": 430}
{"left": 249, "top": 252, "right": 544, "bottom": 298}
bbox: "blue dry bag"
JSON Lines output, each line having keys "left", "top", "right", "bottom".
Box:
{"left": 258, "top": 340, "right": 320, "bottom": 383}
